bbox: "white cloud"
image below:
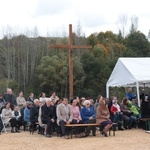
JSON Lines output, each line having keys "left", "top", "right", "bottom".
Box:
{"left": 0, "top": 0, "right": 150, "bottom": 38}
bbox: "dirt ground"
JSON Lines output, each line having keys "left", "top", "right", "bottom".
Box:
{"left": 0, "top": 128, "right": 150, "bottom": 150}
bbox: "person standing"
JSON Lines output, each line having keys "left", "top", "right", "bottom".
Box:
{"left": 4, "top": 88, "right": 16, "bottom": 110}
{"left": 16, "top": 91, "right": 26, "bottom": 110}
{"left": 27, "top": 93, "right": 34, "bottom": 105}
{"left": 50, "top": 92, "right": 59, "bottom": 105}
{"left": 126, "top": 88, "right": 136, "bottom": 101}
{"left": 0, "top": 94, "right": 6, "bottom": 106}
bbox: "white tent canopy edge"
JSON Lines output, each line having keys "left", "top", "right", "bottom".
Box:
{"left": 106, "top": 57, "right": 150, "bottom": 107}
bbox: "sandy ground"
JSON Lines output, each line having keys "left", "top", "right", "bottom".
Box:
{"left": 0, "top": 128, "right": 150, "bottom": 150}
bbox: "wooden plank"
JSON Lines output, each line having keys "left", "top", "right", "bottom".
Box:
{"left": 50, "top": 45, "right": 92, "bottom": 49}
{"left": 65, "top": 123, "right": 99, "bottom": 127}
{"left": 140, "top": 118, "right": 150, "bottom": 121}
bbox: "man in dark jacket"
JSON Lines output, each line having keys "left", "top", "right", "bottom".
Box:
{"left": 30, "top": 99, "right": 40, "bottom": 133}
{"left": 30, "top": 99, "right": 40, "bottom": 123}
{"left": 41, "top": 98, "right": 56, "bottom": 138}
{"left": 4, "top": 88, "right": 16, "bottom": 110}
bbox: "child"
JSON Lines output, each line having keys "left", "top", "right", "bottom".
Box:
{"left": 110, "top": 97, "right": 124, "bottom": 130}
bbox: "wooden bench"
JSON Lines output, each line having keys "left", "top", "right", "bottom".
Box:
{"left": 140, "top": 118, "right": 150, "bottom": 131}
{"left": 65, "top": 123, "right": 117, "bottom": 139}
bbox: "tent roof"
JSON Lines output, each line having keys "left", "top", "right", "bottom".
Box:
{"left": 107, "top": 57, "right": 150, "bottom": 87}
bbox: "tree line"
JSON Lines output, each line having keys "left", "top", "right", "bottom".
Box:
{"left": 0, "top": 22, "right": 150, "bottom": 100}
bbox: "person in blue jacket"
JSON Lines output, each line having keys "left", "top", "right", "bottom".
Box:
{"left": 126, "top": 88, "right": 136, "bottom": 101}
{"left": 24, "top": 101, "right": 33, "bottom": 125}
{"left": 81, "top": 100, "right": 96, "bottom": 136}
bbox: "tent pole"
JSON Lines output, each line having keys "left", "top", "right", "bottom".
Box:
{"left": 136, "top": 82, "right": 140, "bottom": 107}
{"left": 106, "top": 85, "right": 109, "bottom": 98}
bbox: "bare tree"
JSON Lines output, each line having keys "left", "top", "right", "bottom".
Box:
{"left": 130, "top": 15, "right": 138, "bottom": 33}
{"left": 117, "top": 14, "right": 128, "bottom": 38}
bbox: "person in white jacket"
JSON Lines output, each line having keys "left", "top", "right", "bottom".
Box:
{"left": 12, "top": 106, "right": 21, "bottom": 130}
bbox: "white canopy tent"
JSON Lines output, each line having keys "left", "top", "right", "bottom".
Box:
{"left": 106, "top": 57, "right": 150, "bottom": 107}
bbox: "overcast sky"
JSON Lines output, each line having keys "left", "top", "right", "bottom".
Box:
{"left": 0, "top": 0, "right": 150, "bottom": 38}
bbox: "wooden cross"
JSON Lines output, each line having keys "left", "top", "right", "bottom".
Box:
{"left": 50, "top": 24, "right": 92, "bottom": 99}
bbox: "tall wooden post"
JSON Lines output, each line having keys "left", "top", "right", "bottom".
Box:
{"left": 69, "top": 24, "right": 73, "bottom": 98}
{"left": 50, "top": 24, "right": 92, "bottom": 99}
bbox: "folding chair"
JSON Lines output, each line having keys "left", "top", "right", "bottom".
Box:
{"left": 0, "top": 114, "right": 10, "bottom": 133}
{"left": 0, "top": 116, "right": 4, "bottom": 134}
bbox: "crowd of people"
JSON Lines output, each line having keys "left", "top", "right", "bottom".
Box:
{"left": 0, "top": 87, "right": 150, "bottom": 139}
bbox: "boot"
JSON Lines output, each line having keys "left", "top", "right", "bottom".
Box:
{"left": 85, "top": 127, "right": 90, "bottom": 136}
{"left": 15, "top": 127, "right": 20, "bottom": 133}
{"left": 92, "top": 127, "right": 96, "bottom": 136}
{"left": 118, "top": 122, "right": 124, "bottom": 130}
{"left": 11, "top": 127, "right": 16, "bottom": 133}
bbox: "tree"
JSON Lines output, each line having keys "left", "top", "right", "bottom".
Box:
{"left": 125, "top": 31, "right": 150, "bottom": 56}
{"left": 36, "top": 53, "right": 68, "bottom": 97}
{"left": 130, "top": 15, "right": 138, "bottom": 34}
{"left": 87, "top": 33, "right": 98, "bottom": 47}
{"left": 117, "top": 14, "right": 128, "bottom": 38}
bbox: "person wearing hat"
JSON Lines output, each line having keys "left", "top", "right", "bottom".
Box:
{"left": 24, "top": 101, "right": 33, "bottom": 125}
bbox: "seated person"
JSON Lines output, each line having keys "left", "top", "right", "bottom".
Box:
{"left": 70, "top": 98, "right": 85, "bottom": 138}
{"left": 57, "top": 98, "right": 73, "bottom": 139}
{"left": 81, "top": 100, "right": 96, "bottom": 137}
{"left": 110, "top": 96, "right": 124, "bottom": 130}
{"left": 1, "top": 102, "right": 19, "bottom": 133}
{"left": 127, "top": 99, "right": 141, "bottom": 127}
{"left": 129, "top": 99, "right": 141, "bottom": 118}
{"left": 24, "top": 101, "right": 32, "bottom": 125}
{"left": 20, "top": 102, "right": 26, "bottom": 122}
{"left": 41, "top": 99, "right": 56, "bottom": 138}
{"left": 30, "top": 99, "right": 40, "bottom": 132}
{"left": 126, "top": 88, "right": 136, "bottom": 101}
{"left": 96, "top": 96, "right": 113, "bottom": 137}
{"left": 12, "top": 106, "right": 22, "bottom": 131}
{"left": 120, "top": 97, "right": 133, "bottom": 129}
{"left": 0, "top": 100, "right": 4, "bottom": 115}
